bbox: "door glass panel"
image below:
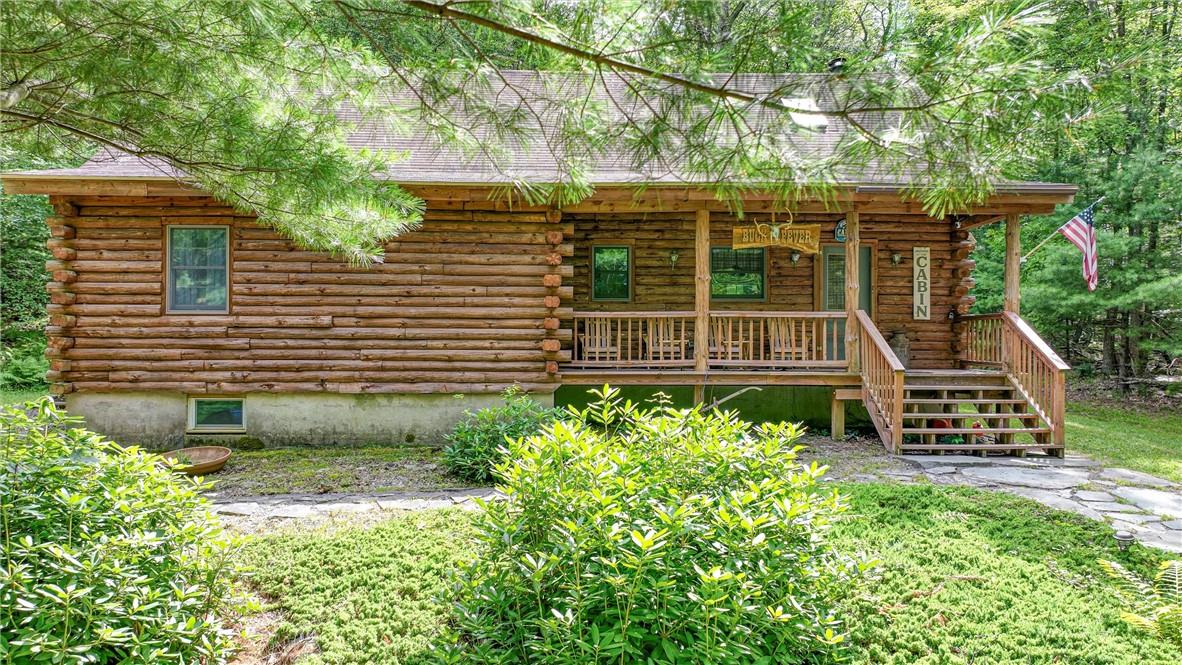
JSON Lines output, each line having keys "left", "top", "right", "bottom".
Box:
{"left": 821, "top": 246, "right": 873, "bottom": 360}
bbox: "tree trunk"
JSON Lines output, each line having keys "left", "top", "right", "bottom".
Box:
{"left": 1102, "top": 309, "right": 1118, "bottom": 374}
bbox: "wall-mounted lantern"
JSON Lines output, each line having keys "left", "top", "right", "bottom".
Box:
{"left": 790, "top": 251, "right": 801, "bottom": 266}
{"left": 891, "top": 252, "right": 903, "bottom": 266}
{"left": 669, "top": 249, "right": 680, "bottom": 270}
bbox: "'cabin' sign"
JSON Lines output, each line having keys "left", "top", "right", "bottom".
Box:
{"left": 732, "top": 223, "right": 821, "bottom": 253}
{"left": 913, "top": 246, "right": 931, "bottom": 320}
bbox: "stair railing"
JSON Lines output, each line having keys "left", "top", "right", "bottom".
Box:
{"left": 959, "top": 312, "right": 1069, "bottom": 445}
{"left": 854, "top": 310, "right": 905, "bottom": 452}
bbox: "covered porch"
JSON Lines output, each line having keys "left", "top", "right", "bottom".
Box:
{"left": 557, "top": 194, "right": 1072, "bottom": 457}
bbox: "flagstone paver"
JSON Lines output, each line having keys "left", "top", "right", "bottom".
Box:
{"left": 959, "top": 466, "right": 1089, "bottom": 490}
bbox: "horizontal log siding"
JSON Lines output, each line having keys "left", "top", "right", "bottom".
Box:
{"left": 571, "top": 211, "right": 959, "bottom": 368}
{"left": 46, "top": 195, "right": 570, "bottom": 395}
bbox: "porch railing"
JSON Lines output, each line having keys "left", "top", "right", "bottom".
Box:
{"left": 569, "top": 310, "right": 847, "bottom": 370}
{"left": 959, "top": 312, "right": 1069, "bottom": 445}
{"left": 707, "top": 312, "right": 846, "bottom": 368}
{"left": 854, "top": 309, "right": 905, "bottom": 452}
{"left": 570, "top": 311, "right": 696, "bottom": 368}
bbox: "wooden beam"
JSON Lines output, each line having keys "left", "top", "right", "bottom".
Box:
{"left": 844, "top": 211, "right": 860, "bottom": 371}
{"left": 1004, "top": 212, "right": 1021, "bottom": 314}
{"left": 694, "top": 208, "right": 710, "bottom": 373}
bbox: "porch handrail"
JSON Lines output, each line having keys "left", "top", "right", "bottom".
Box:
{"left": 959, "top": 311, "right": 1069, "bottom": 445}
{"left": 854, "top": 309, "right": 904, "bottom": 452}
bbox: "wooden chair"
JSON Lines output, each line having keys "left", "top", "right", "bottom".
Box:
{"left": 644, "top": 318, "right": 689, "bottom": 362}
{"left": 579, "top": 319, "right": 620, "bottom": 362}
{"left": 768, "top": 318, "right": 808, "bottom": 362}
{"left": 708, "top": 319, "right": 751, "bottom": 362}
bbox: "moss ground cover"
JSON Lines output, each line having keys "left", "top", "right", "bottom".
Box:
{"left": 234, "top": 483, "right": 1178, "bottom": 664}
{"left": 210, "top": 445, "right": 476, "bottom": 497}
{"left": 235, "top": 509, "right": 476, "bottom": 665}
{"left": 834, "top": 482, "right": 1175, "bottom": 664}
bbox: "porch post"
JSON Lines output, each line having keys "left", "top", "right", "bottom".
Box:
{"left": 1004, "top": 212, "right": 1021, "bottom": 314}
{"left": 694, "top": 208, "right": 711, "bottom": 379}
{"left": 844, "top": 211, "right": 860, "bottom": 371}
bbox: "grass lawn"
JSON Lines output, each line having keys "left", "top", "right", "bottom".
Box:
{"left": 1066, "top": 401, "right": 1182, "bottom": 483}
{"left": 0, "top": 386, "right": 47, "bottom": 406}
{"left": 210, "top": 446, "right": 477, "bottom": 498}
{"left": 234, "top": 483, "right": 1178, "bottom": 664}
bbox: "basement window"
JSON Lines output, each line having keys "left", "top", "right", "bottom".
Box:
{"left": 188, "top": 398, "right": 245, "bottom": 432}
{"left": 168, "top": 226, "right": 229, "bottom": 312}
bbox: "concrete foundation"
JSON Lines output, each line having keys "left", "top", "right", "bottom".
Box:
{"left": 65, "top": 391, "right": 546, "bottom": 450}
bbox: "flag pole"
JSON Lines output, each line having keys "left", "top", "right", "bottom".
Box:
{"left": 1020, "top": 196, "right": 1105, "bottom": 264}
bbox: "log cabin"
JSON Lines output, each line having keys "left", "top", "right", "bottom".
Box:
{"left": 1, "top": 74, "right": 1076, "bottom": 454}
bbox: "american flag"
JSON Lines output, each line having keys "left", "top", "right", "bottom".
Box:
{"left": 1057, "top": 201, "right": 1099, "bottom": 291}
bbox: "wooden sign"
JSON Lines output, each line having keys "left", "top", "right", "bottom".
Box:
{"left": 732, "top": 224, "right": 821, "bottom": 253}
{"left": 913, "top": 246, "right": 931, "bottom": 320}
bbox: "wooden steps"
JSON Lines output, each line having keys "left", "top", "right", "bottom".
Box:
{"left": 898, "top": 369, "right": 1062, "bottom": 457}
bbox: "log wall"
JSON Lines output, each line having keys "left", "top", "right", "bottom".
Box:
{"left": 44, "top": 195, "right": 571, "bottom": 396}
{"left": 570, "top": 211, "right": 965, "bottom": 368}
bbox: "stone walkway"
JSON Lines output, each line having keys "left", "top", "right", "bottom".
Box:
{"left": 880, "top": 454, "right": 1182, "bottom": 553}
{"left": 211, "top": 450, "right": 1181, "bottom": 553}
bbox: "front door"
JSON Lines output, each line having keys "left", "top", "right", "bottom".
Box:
{"left": 820, "top": 245, "right": 873, "bottom": 360}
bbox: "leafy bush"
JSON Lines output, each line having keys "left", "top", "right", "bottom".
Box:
{"left": 0, "top": 329, "right": 49, "bottom": 389}
{"left": 443, "top": 387, "right": 563, "bottom": 483}
{"left": 0, "top": 398, "right": 238, "bottom": 664}
{"left": 1101, "top": 559, "right": 1182, "bottom": 648}
{"left": 439, "top": 386, "right": 869, "bottom": 664}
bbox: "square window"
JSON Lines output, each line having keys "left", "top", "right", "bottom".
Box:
{"left": 168, "top": 226, "right": 229, "bottom": 312}
{"left": 189, "top": 398, "right": 245, "bottom": 431}
{"left": 591, "top": 246, "right": 631, "bottom": 301}
{"left": 710, "top": 247, "right": 765, "bottom": 300}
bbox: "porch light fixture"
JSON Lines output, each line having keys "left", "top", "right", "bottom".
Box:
{"left": 790, "top": 251, "right": 801, "bottom": 266}
{"left": 669, "top": 249, "right": 680, "bottom": 270}
{"left": 1113, "top": 530, "right": 1135, "bottom": 551}
{"left": 891, "top": 252, "right": 903, "bottom": 266}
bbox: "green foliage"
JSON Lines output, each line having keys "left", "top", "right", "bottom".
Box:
{"left": 967, "top": 0, "right": 1182, "bottom": 377}
{"left": 1100, "top": 559, "right": 1182, "bottom": 648}
{"left": 0, "top": 165, "right": 52, "bottom": 329}
{"left": 835, "top": 483, "right": 1179, "bottom": 663}
{"left": 0, "top": 330, "right": 48, "bottom": 390}
{"left": 0, "top": 398, "right": 238, "bottom": 664}
{"left": 443, "top": 388, "right": 563, "bottom": 483}
{"left": 4, "top": 1, "right": 423, "bottom": 263}
{"left": 440, "top": 386, "right": 868, "bottom": 664}
{"left": 334, "top": 0, "right": 1079, "bottom": 216}
{"left": 238, "top": 509, "right": 477, "bottom": 665}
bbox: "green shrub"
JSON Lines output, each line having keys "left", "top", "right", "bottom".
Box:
{"left": 443, "top": 387, "right": 564, "bottom": 483}
{"left": 439, "top": 386, "right": 869, "bottom": 664}
{"left": 0, "top": 398, "right": 239, "bottom": 664}
{"left": 0, "top": 329, "right": 49, "bottom": 389}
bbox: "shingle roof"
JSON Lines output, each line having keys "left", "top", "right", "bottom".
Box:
{"left": 3, "top": 70, "right": 1076, "bottom": 194}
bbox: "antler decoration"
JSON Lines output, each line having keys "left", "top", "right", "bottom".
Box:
{"left": 754, "top": 209, "right": 795, "bottom": 240}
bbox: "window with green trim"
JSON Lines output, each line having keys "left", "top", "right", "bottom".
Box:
{"left": 710, "top": 247, "right": 765, "bottom": 300}
{"left": 591, "top": 246, "right": 631, "bottom": 301}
